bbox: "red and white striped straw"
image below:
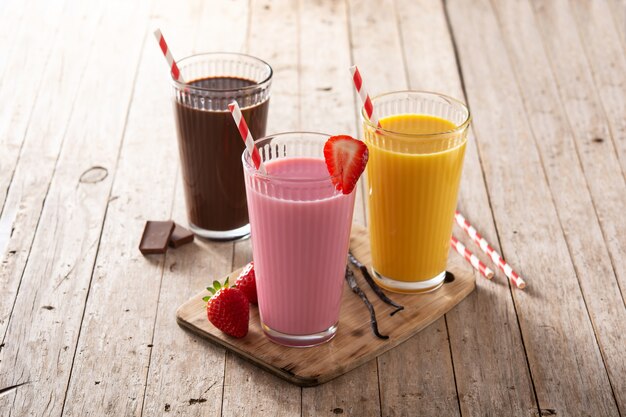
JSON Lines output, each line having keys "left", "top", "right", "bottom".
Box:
{"left": 349, "top": 65, "right": 381, "bottom": 128}
{"left": 228, "top": 101, "right": 266, "bottom": 174}
{"left": 154, "top": 29, "right": 184, "bottom": 83}
{"left": 455, "top": 211, "right": 526, "bottom": 289}
{"left": 450, "top": 236, "right": 494, "bottom": 280}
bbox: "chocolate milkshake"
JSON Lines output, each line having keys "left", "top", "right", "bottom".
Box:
{"left": 171, "top": 54, "right": 272, "bottom": 239}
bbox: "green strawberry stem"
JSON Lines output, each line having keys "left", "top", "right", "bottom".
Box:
{"left": 203, "top": 277, "right": 230, "bottom": 302}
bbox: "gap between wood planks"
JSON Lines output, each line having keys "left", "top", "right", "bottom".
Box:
{"left": 446, "top": 0, "right": 611, "bottom": 409}
{"left": 441, "top": 0, "right": 541, "bottom": 414}
{"left": 58, "top": 20, "right": 155, "bottom": 417}
{"left": 0, "top": 0, "right": 106, "bottom": 365}
{"left": 490, "top": 0, "right": 625, "bottom": 412}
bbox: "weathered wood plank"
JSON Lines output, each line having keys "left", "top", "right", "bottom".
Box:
{"left": 221, "top": 0, "right": 302, "bottom": 415}
{"left": 0, "top": 0, "right": 105, "bottom": 352}
{"left": 447, "top": 0, "right": 621, "bottom": 415}
{"left": 0, "top": 0, "right": 31, "bottom": 84}
{"left": 394, "top": 0, "right": 538, "bottom": 415}
{"left": 142, "top": 185, "right": 232, "bottom": 417}
{"left": 605, "top": 0, "right": 626, "bottom": 61}
{"left": 567, "top": 0, "right": 626, "bottom": 179}
{"left": 378, "top": 320, "right": 459, "bottom": 417}
{"left": 0, "top": 0, "right": 68, "bottom": 213}
{"left": 528, "top": 0, "right": 626, "bottom": 302}
{"left": 491, "top": 0, "right": 626, "bottom": 411}
{"left": 0, "top": 0, "right": 154, "bottom": 415}
{"left": 347, "top": 0, "right": 465, "bottom": 415}
{"left": 60, "top": 0, "right": 242, "bottom": 414}
{"left": 298, "top": 0, "right": 379, "bottom": 414}
{"left": 529, "top": 0, "right": 626, "bottom": 304}
{"left": 302, "top": 363, "right": 380, "bottom": 417}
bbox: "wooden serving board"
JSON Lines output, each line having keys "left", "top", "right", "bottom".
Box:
{"left": 176, "top": 224, "right": 475, "bottom": 386}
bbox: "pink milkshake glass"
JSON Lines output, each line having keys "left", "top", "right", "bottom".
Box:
{"left": 242, "top": 132, "right": 356, "bottom": 347}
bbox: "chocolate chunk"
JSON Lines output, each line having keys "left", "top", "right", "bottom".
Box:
{"left": 139, "top": 221, "right": 175, "bottom": 255}
{"left": 169, "top": 223, "right": 194, "bottom": 248}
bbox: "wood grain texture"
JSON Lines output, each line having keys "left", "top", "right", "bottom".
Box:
{"left": 606, "top": 0, "right": 626, "bottom": 51}
{"left": 141, "top": 1, "right": 248, "bottom": 416}
{"left": 0, "top": 0, "right": 104, "bottom": 343}
{"left": 0, "top": 0, "right": 68, "bottom": 213}
{"left": 142, "top": 183, "right": 232, "bottom": 417}
{"left": 0, "top": 0, "right": 30, "bottom": 84}
{"left": 395, "top": 0, "right": 538, "bottom": 415}
{"left": 567, "top": 0, "right": 626, "bottom": 178}
{"left": 0, "top": 1, "right": 154, "bottom": 416}
{"left": 177, "top": 224, "right": 475, "bottom": 386}
{"left": 447, "top": 0, "right": 621, "bottom": 415}
{"left": 0, "top": 0, "right": 624, "bottom": 415}
{"left": 489, "top": 0, "right": 626, "bottom": 412}
{"left": 60, "top": 0, "right": 233, "bottom": 415}
{"left": 528, "top": 0, "right": 626, "bottom": 306}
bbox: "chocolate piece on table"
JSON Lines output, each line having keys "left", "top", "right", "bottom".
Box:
{"left": 139, "top": 220, "right": 175, "bottom": 255}
{"left": 169, "top": 223, "right": 194, "bottom": 248}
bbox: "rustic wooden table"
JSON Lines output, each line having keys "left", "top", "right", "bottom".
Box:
{"left": 1, "top": 0, "right": 625, "bottom": 415}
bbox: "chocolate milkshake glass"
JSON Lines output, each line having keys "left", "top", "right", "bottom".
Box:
{"left": 171, "top": 53, "right": 272, "bottom": 239}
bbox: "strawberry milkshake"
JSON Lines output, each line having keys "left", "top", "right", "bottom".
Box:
{"left": 242, "top": 132, "right": 367, "bottom": 347}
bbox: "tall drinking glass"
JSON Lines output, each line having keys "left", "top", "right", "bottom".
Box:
{"left": 243, "top": 132, "right": 356, "bottom": 347}
{"left": 172, "top": 53, "right": 272, "bottom": 240}
{"left": 363, "top": 91, "right": 470, "bottom": 293}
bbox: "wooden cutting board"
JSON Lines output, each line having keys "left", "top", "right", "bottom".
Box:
{"left": 176, "top": 224, "right": 475, "bottom": 386}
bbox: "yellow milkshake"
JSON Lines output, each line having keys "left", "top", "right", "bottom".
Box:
{"left": 363, "top": 94, "right": 470, "bottom": 293}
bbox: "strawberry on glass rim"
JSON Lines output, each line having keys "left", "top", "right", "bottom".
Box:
{"left": 323, "top": 135, "right": 369, "bottom": 194}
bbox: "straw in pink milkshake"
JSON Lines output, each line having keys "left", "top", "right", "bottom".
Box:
{"left": 228, "top": 101, "right": 266, "bottom": 174}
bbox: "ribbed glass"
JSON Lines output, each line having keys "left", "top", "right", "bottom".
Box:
{"left": 242, "top": 132, "right": 356, "bottom": 347}
{"left": 362, "top": 91, "right": 470, "bottom": 293}
{"left": 170, "top": 53, "right": 272, "bottom": 240}
{"left": 172, "top": 53, "right": 272, "bottom": 111}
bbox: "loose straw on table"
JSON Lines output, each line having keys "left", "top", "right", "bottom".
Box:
{"left": 450, "top": 236, "right": 494, "bottom": 279}
{"left": 154, "top": 29, "right": 184, "bottom": 83}
{"left": 228, "top": 101, "right": 267, "bottom": 174}
{"left": 455, "top": 211, "right": 526, "bottom": 289}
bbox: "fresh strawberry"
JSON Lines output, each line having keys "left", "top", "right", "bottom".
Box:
{"left": 323, "top": 135, "right": 369, "bottom": 194}
{"left": 235, "top": 262, "right": 258, "bottom": 304}
{"left": 204, "top": 278, "right": 249, "bottom": 338}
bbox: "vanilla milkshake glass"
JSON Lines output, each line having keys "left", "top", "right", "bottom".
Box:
{"left": 242, "top": 132, "right": 356, "bottom": 347}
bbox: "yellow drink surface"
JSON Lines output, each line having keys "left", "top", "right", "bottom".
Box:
{"left": 365, "top": 114, "right": 467, "bottom": 285}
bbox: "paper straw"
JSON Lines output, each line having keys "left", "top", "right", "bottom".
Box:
{"left": 455, "top": 211, "right": 526, "bottom": 289}
{"left": 450, "top": 236, "right": 495, "bottom": 279}
{"left": 154, "top": 29, "right": 184, "bottom": 83}
{"left": 349, "top": 65, "right": 381, "bottom": 128}
{"left": 228, "top": 101, "right": 266, "bottom": 174}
